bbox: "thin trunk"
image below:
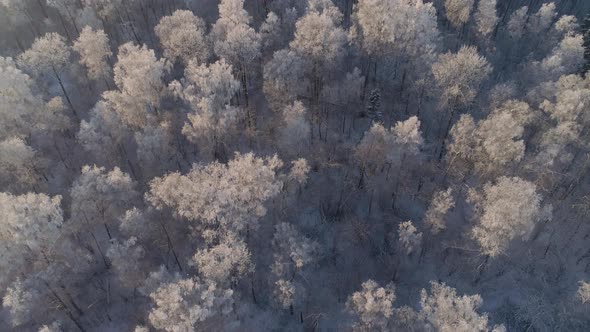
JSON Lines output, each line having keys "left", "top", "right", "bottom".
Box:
{"left": 438, "top": 106, "right": 457, "bottom": 161}
{"left": 52, "top": 66, "right": 78, "bottom": 118}
{"left": 158, "top": 220, "right": 182, "bottom": 271}
{"left": 42, "top": 280, "right": 86, "bottom": 332}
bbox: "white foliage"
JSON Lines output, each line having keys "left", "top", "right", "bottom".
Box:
{"left": 470, "top": 177, "right": 552, "bottom": 257}
{"left": 444, "top": 0, "right": 474, "bottom": 28}
{"left": 148, "top": 152, "right": 284, "bottom": 232}
{"left": 148, "top": 277, "right": 234, "bottom": 332}
{"left": 191, "top": 235, "right": 252, "bottom": 285}
{"left": 425, "top": 188, "right": 455, "bottom": 233}
{"left": 432, "top": 46, "right": 492, "bottom": 107}
{"left": 420, "top": 281, "right": 501, "bottom": 332}
{"left": 346, "top": 280, "right": 396, "bottom": 331}
{"left": 155, "top": 10, "right": 209, "bottom": 65}
{"left": 272, "top": 222, "right": 320, "bottom": 277}
{"left": 74, "top": 26, "right": 112, "bottom": 81}
{"left": 398, "top": 220, "right": 422, "bottom": 255}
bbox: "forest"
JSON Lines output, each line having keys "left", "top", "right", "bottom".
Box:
{"left": 1, "top": 0, "right": 590, "bottom": 331}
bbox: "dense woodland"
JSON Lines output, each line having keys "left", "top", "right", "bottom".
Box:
{"left": 1, "top": 0, "right": 590, "bottom": 331}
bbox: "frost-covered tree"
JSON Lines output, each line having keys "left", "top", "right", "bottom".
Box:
{"left": 106, "top": 236, "right": 145, "bottom": 288}
{"left": 389, "top": 116, "right": 423, "bottom": 167}
{"left": 148, "top": 153, "right": 284, "bottom": 233}
{"left": 108, "top": 42, "right": 170, "bottom": 128}
{"left": 578, "top": 281, "right": 590, "bottom": 304}
{"left": 272, "top": 222, "right": 320, "bottom": 278}
{"left": 432, "top": 46, "right": 491, "bottom": 157}
{"left": 70, "top": 165, "right": 138, "bottom": 237}
{"left": 444, "top": 0, "right": 474, "bottom": 29}
{"left": 147, "top": 276, "right": 234, "bottom": 332}
{"left": 469, "top": 177, "right": 552, "bottom": 257}
{"left": 0, "top": 137, "right": 41, "bottom": 192}
{"left": 425, "top": 188, "right": 455, "bottom": 234}
{"left": 191, "top": 234, "right": 252, "bottom": 285}
{"left": 290, "top": 0, "right": 346, "bottom": 110}
{"left": 2, "top": 278, "right": 41, "bottom": 327}
{"left": 263, "top": 49, "right": 306, "bottom": 110}
{"left": 355, "top": 116, "right": 423, "bottom": 175}
{"left": 398, "top": 220, "right": 422, "bottom": 255}
{"left": 18, "top": 33, "right": 77, "bottom": 115}
{"left": 211, "top": 0, "right": 261, "bottom": 108}
{"left": 290, "top": 1, "right": 346, "bottom": 66}
{"left": 38, "top": 321, "right": 63, "bottom": 332}
{"left": 432, "top": 46, "right": 492, "bottom": 109}
{"left": 1, "top": 57, "right": 71, "bottom": 139}
{"left": 354, "top": 122, "right": 392, "bottom": 175}
{"left": 420, "top": 281, "right": 503, "bottom": 332}
{"left": 73, "top": 26, "right": 112, "bottom": 83}
{"left": 0, "top": 57, "right": 44, "bottom": 139}
{"left": 278, "top": 101, "right": 311, "bottom": 156}
{"left": 179, "top": 59, "right": 241, "bottom": 157}
{"left": 346, "top": 280, "right": 396, "bottom": 331}
{"left": 134, "top": 123, "right": 177, "bottom": 178}
{"left": 0, "top": 193, "right": 63, "bottom": 286}
{"left": 77, "top": 98, "right": 129, "bottom": 161}
{"left": 155, "top": 10, "right": 209, "bottom": 65}
{"left": 474, "top": 0, "right": 497, "bottom": 39}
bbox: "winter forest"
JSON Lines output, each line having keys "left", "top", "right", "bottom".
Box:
{"left": 2, "top": 0, "right": 590, "bottom": 331}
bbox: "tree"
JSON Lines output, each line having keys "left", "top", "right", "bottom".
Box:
{"left": 346, "top": 280, "right": 396, "bottom": 331}
{"left": 17, "top": 33, "right": 78, "bottom": 116}
{"left": 179, "top": 59, "right": 241, "bottom": 157}
{"left": 469, "top": 177, "right": 552, "bottom": 257}
{"left": 425, "top": 188, "right": 455, "bottom": 234}
{"left": 578, "top": 281, "right": 590, "bottom": 304}
{"left": 263, "top": 49, "right": 306, "bottom": 110}
{"left": 354, "top": 122, "right": 392, "bottom": 175}
{"left": 147, "top": 276, "right": 234, "bottom": 332}
{"left": 447, "top": 100, "right": 533, "bottom": 177}
{"left": 444, "top": 0, "right": 474, "bottom": 29}
{"left": 0, "top": 57, "right": 71, "bottom": 140}
{"left": 432, "top": 46, "right": 492, "bottom": 109}
{"left": 398, "top": 220, "right": 422, "bottom": 255}
{"left": 211, "top": 0, "right": 261, "bottom": 109}
{"left": 290, "top": 1, "right": 346, "bottom": 66}
{"left": 147, "top": 152, "right": 285, "bottom": 233}
{"left": 154, "top": 10, "right": 209, "bottom": 65}
{"left": 70, "top": 165, "right": 138, "bottom": 238}
{"left": 38, "top": 321, "right": 63, "bottom": 332}
{"left": 106, "top": 237, "right": 145, "bottom": 288}
{"left": 278, "top": 101, "right": 311, "bottom": 157}
{"left": 108, "top": 42, "right": 170, "bottom": 128}
{"left": 77, "top": 98, "right": 129, "bottom": 162}
{"left": 0, "top": 193, "right": 63, "bottom": 286}
{"left": 290, "top": 0, "right": 346, "bottom": 117}
{"left": 0, "top": 137, "right": 41, "bottom": 192}
{"left": 134, "top": 123, "right": 177, "bottom": 178}
{"left": 2, "top": 278, "right": 41, "bottom": 327}
{"left": 190, "top": 234, "right": 252, "bottom": 285}
{"left": 420, "top": 281, "right": 504, "bottom": 332}
{"left": 474, "top": 0, "right": 497, "bottom": 39}
{"left": 507, "top": 6, "right": 529, "bottom": 40}
{"left": 432, "top": 46, "right": 491, "bottom": 158}
{"left": 0, "top": 56, "right": 44, "bottom": 139}
{"left": 73, "top": 26, "right": 112, "bottom": 84}
{"left": 272, "top": 222, "right": 320, "bottom": 278}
